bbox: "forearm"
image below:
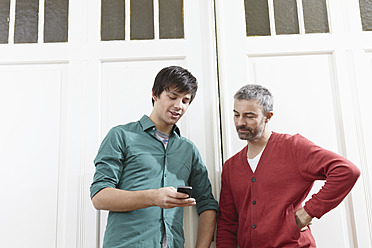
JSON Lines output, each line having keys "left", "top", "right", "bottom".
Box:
{"left": 92, "top": 186, "right": 196, "bottom": 212}
{"left": 304, "top": 163, "right": 360, "bottom": 218}
{"left": 92, "top": 187, "right": 155, "bottom": 212}
{"left": 196, "top": 210, "right": 217, "bottom": 248}
{"left": 294, "top": 136, "right": 361, "bottom": 218}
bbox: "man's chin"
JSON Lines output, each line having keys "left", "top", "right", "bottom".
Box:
{"left": 237, "top": 134, "right": 250, "bottom": 141}
{"left": 167, "top": 117, "right": 180, "bottom": 125}
{"left": 238, "top": 133, "right": 260, "bottom": 142}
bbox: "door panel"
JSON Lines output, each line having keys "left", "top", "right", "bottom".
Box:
{"left": 101, "top": 59, "right": 186, "bottom": 134}
{"left": 248, "top": 54, "right": 338, "bottom": 152}
{"left": 0, "top": 65, "right": 63, "bottom": 247}
{"left": 248, "top": 54, "right": 347, "bottom": 247}
{"left": 99, "top": 58, "right": 187, "bottom": 247}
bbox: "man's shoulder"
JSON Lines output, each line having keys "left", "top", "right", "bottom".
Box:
{"left": 269, "top": 132, "right": 318, "bottom": 156}
{"left": 271, "top": 132, "right": 308, "bottom": 144}
{"left": 111, "top": 120, "right": 141, "bottom": 132}
{"left": 103, "top": 120, "right": 142, "bottom": 140}
{"left": 223, "top": 146, "right": 247, "bottom": 168}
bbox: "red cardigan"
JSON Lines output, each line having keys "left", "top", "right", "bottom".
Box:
{"left": 217, "top": 132, "right": 360, "bottom": 248}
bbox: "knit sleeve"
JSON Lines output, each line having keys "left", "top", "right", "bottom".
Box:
{"left": 291, "top": 134, "right": 360, "bottom": 219}
{"left": 216, "top": 161, "right": 239, "bottom": 247}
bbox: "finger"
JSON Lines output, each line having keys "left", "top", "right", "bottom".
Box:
{"left": 175, "top": 192, "right": 190, "bottom": 199}
{"left": 167, "top": 198, "right": 196, "bottom": 208}
{"left": 177, "top": 198, "right": 196, "bottom": 207}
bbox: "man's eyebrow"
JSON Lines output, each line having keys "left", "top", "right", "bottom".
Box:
{"left": 168, "top": 91, "right": 179, "bottom": 96}
{"left": 233, "top": 109, "right": 257, "bottom": 115}
{"left": 168, "top": 91, "right": 191, "bottom": 100}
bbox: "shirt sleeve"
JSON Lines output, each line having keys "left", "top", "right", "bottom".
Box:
{"left": 292, "top": 134, "right": 360, "bottom": 219}
{"left": 188, "top": 144, "right": 219, "bottom": 215}
{"left": 216, "top": 161, "right": 239, "bottom": 247}
{"left": 90, "top": 127, "right": 126, "bottom": 199}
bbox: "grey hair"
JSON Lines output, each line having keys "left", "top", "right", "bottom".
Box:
{"left": 234, "top": 84, "right": 274, "bottom": 114}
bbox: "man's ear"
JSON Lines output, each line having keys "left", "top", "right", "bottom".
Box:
{"left": 265, "top": 112, "right": 274, "bottom": 123}
{"left": 152, "top": 92, "right": 157, "bottom": 102}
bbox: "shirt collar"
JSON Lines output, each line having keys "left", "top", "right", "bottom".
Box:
{"left": 139, "top": 115, "right": 181, "bottom": 137}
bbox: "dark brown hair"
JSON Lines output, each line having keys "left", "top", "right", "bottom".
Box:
{"left": 152, "top": 66, "right": 198, "bottom": 105}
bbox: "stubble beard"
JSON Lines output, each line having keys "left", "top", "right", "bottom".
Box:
{"left": 236, "top": 118, "right": 265, "bottom": 142}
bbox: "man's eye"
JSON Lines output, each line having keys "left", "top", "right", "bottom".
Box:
{"left": 169, "top": 96, "right": 176, "bottom": 100}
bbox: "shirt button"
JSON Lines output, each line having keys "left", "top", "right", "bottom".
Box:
{"left": 252, "top": 200, "right": 256, "bottom": 205}
{"left": 252, "top": 224, "right": 257, "bottom": 229}
{"left": 251, "top": 177, "right": 256, "bottom": 182}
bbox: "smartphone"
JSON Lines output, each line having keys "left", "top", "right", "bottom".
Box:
{"left": 177, "top": 186, "right": 192, "bottom": 198}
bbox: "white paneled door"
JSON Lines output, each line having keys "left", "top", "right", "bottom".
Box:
{"left": 215, "top": 0, "right": 372, "bottom": 247}
{"left": 0, "top": 0, "right": 221, "bottom": 247}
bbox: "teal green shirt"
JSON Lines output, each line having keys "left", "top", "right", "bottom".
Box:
{"left": 90, "top": 115, "right": 218, "bottom": 248}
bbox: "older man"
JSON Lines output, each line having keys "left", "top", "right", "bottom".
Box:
{"left": 217, "top": 84, "right": 360, "bottom": 247}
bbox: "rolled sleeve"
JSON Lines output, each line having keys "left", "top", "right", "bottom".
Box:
{"left": 189, "top": 145, "right": 219, "bottom": 215}
{"left": 90, "top": 127, "right": 126, "bottom": 199}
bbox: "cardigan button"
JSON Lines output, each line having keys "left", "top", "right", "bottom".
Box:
{"left": 252, "top": 200, "right": 256, "bottom": 205}
{"left": 252, "top": 224, "right": 257, "bottom": 229}
{"left": 251, "top": 177, "right": 256, "bottom": 182}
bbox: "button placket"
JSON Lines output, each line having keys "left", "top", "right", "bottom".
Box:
{"left": 251, "top": 176, "right": 257, "bottom": 232}
{"left": 163, "top": 155, "right": 167, "bottom": 186}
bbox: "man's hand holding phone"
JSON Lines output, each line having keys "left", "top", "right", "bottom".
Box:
{"left": 152, "top": 186, "right": 195, "bottom": 209}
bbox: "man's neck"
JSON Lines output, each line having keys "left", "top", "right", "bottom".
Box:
{"left": 247, "top": 128, "right": 272, "bottom": 159}
{"left": 148, "top": 114, "right": 173, "bottom": 135}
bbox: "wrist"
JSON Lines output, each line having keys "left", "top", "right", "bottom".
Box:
{"left": 295, "top": 207, "right": 313, "bottom": 229}
{"left": 145, "top": 189, "right": 157, "bottom": 207}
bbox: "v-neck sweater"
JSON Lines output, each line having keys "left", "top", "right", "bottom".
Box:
{"left": 217, "top": 132, "right": 360, "bottom": 248}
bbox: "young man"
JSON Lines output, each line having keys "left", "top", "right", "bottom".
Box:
{"left": 91, "top": 66, "right": 218, "bottom": 248}
{"left": 216, "top": 84, "right": 360, "bottom": 247}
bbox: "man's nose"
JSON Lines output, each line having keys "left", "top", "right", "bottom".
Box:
{"left": 174, "top": 99, "right": 182, "bottom": 109}
{"left": 237, "top": 116, "right": 246, "bottom": 126}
